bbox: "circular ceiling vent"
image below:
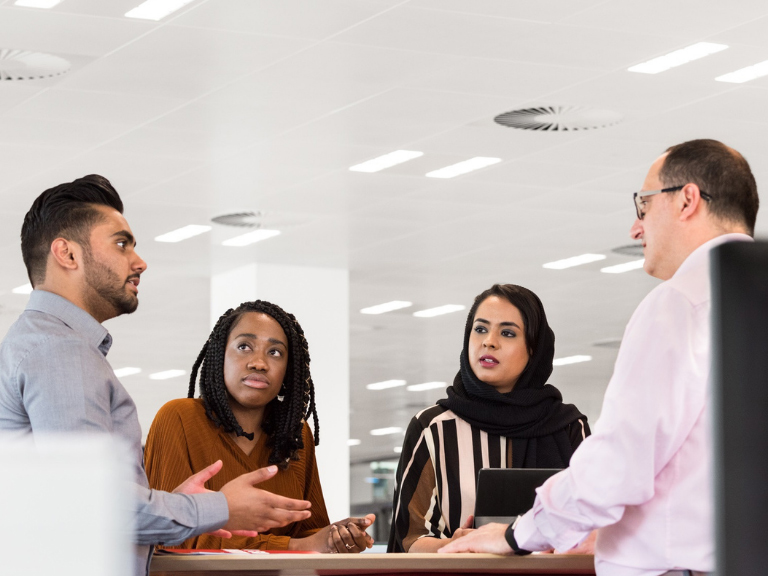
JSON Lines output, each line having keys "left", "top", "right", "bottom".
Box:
{"left": 494, "top": 105, "right": 623, "bottom": 131}
{"left": 0, "top": 48, "right": 71, "bottom": 81}
{"left": 612, "top": 243, "right": 644, "bottom": 257}
{"left": 211, "top": 211, "right": 264, "bottom": 228}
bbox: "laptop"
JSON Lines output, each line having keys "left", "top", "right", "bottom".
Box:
{"left": 473, "top": 468, "right": 561, "bottom": 528}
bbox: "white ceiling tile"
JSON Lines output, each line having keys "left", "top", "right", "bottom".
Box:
{"left": 57, "top": 25, "right": 311, "bottom": 99}
{"left": 0, "top": 6, "right": 153, "bottom": 56}
{"left": 174, "top": 0, "right": 400, "bottom": 40}
{"left": 334, "top": 5, "right": 682, "bottom": 70}
{"left": 10, "top": 88, "right": 184, "bottom": 126}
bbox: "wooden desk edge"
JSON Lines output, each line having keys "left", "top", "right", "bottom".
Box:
{"left": 150, "top": 552, "right": 595, "bottom": 574}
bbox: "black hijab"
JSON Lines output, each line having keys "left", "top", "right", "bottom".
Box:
{"left": 437, "top": 285, "right": 586, "bottom": 468}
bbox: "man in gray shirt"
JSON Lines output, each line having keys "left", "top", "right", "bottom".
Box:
{"left": 0, "top": 175, "right": 313, "bottom": 575}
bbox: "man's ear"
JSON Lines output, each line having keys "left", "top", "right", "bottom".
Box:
{"left": 678, "top": 183, "right": 703, "bottom": 222}
{"left": 49, "top": 238, "right": 81, "bottom": 272}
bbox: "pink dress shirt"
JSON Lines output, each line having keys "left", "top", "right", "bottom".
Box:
{"left": 515, "top": 233, "right": 753, "bottom": 576}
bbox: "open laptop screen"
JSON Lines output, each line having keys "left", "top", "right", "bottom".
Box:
{"left": 473, "top": 468, "right": 561, "bottom": 527}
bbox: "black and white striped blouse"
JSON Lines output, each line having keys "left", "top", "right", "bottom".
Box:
{"left": 388, "top": 404, "right": 589, "bottom": 552}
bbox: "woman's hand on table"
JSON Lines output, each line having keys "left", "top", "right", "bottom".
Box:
{"left": 408, "top": 516, "right": 475, "bottom": 552}
{"left": 289, "top": 514, "right": 376, "bottom": 553}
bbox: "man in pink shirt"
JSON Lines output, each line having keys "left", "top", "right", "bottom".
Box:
{"left": 440, "top": 139, "right": 760, "bottom": 576}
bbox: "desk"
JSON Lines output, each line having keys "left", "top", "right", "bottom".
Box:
{"left": 150, "top": 552, "right": 595, "bottom": 576}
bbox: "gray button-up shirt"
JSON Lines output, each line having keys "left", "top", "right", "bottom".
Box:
{"left": 0, "top": 290, "right": 229, "bottom": 575}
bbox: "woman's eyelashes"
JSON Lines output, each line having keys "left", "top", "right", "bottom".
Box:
{"left": 473, "top": 324, "right": 517, "bottom": 338}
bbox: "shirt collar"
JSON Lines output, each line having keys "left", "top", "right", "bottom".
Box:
{"left": 25, "top": 290, "right": 113, "bottom": 356}
{"left": 673, "top": 232, "right": 754, "bottom": 279}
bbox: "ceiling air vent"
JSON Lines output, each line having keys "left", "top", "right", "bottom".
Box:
{"left": 494, "top": 105, "right": 623, "bottom": 131}
{"left": 612, "top": 243, "right": 644, "bottom": 257}
{"left": 211, "top": 211, "right": 264, "bottom": 228}
{"left": 0, "top": 48, "right": 70, "bottom": 81}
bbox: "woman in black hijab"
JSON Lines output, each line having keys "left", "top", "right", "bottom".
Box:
{"left": 388, "top": 284, "right": 590, "bottom": 553}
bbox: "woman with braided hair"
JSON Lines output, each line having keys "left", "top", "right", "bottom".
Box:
{"left": 145, "top": 300, "right": 375, "bottom": 552}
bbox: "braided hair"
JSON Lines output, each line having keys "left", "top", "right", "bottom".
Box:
{"left": 188, "top": 300, "right": 320, "bottom": 469}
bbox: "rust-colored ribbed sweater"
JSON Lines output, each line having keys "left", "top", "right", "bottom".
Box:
{"left": 144, "top": 398, "right": 330, "bottom": 550}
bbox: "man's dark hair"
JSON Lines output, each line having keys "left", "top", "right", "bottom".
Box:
{"left": 189, "top": 300, "right": 320, "bottom": 470}
{"left": 21, "top": 174, "right": 124, "bottom": 286}
{"left": 661, "top": 139, "right": 759, "bottom": 235}
{"left": 466, "top": 283, "right": 546, "bottom": 358}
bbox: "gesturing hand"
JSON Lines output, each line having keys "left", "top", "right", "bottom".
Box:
{"left": 221, "top": 465, "right": 312, "bottom": 533}
{"left": 328, "top": 514, "right": 376, "bottom": 553}
{"left": 172, "top": 460, "right": 258, "bottom": 539}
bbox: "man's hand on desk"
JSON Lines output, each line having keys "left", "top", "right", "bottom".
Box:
{"left": 171, "top": 459, "right": 259, "bottom": 539}
{"left": 290, "top": 514, "right": 376, "bottom": 553}
{"left": 438, "top": 522, "right": 512, "bottom": 555}
{"left": 220, "top": 465, "right": 312, "bottom": 533}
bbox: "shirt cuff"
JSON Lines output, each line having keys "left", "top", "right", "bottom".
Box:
{"left": 193, "top": 491, "right": 229, "bottom": 534}
{"left": 513, "top": 509, "right": 551, "bottom": 552}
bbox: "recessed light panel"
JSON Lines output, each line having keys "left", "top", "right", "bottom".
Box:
{"left": 543, "top": 253, "right": 606, "bottom": 270}
{"left": 553, "top": 355, "right": 592, "bottom": 366}
{"left": 366, "top": 379, "right": 406, "bottom": 391}
{"left": 715, "top": 60, "right": 768, "bottom": 84}
{"left": 155, "top": 224, "right": 211, "bottom": 243}
{"left": 628, "top": 42, "right": 728, "bottom": 74}
{"left": 349, "top": 150, "right": 423, "bottom": 173}
{"left": 370, "top": 427, "right": 403, "bottom": 436}
{"left": 601, "top": 259, "right": 645, "bottom": 274}
{"left": 14, "top": 0, "right": 62, "bottom": 8}
{"left": 347, "top": 439, "right": 361, "bottom": 447}
{"left": 114, "top": 367, "right": 142, "bottom": 378}
{"left": 413, "top": 304, "right": 466, "bottom": 318}
{"left": 149, "top": 369, "right": 186, "bottom": 380}
{"left": 360, "top": 300, "right": 412, "bottom": 315}
{"left": 406, "top": 381, "right": 447, "bottom": 392}
{"left": 222, "top": 229, "right": 280, "bottom": 247}
{"left": 125, "top": 0, "right": 195, "bottom": 20}
{"left": 426, "top": 157, "right": 501, "bottom": 179}
{"left": 12, "top": 283, "right": 33, "bottom": 295}
{"left": 394, "top": 446, "right": 403, "bottom": 453}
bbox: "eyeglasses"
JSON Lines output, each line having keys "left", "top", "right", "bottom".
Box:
{"left": 632, "top": 185, "right": 712, "bottom": 220}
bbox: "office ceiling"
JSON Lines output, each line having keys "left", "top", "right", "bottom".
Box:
{"left": 1, "top": 0, "right": 767, "bottom": 464}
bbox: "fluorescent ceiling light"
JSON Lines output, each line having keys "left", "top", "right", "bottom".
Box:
{"left": 14, "top": 0, "right": 62, "bottom": 7}
{"left": 553, "top": 355, "right": 592, "bottom": 366}
{"left": 413, "top": 304, "right": 466, "bottom": 318}
{"left": 370, "top": 426, "right": 403, "bottom": 436}
{"left": 601, "top": 259, "right": 645, "bottom": 274}
{"left": 394, "top": 446, "right": 402, "bottom": 453}
{"left": 349, "top": 150, "right": 423, "bottom": 173}
{"left": 366, "top": 379, "right": 406, "bottom": 391}
{"left": 222, "top": 229, "right": 281, "bottom": 247}
{"left": 347, "top": 439, "right": 361, "bottom": 447}
{"left": 543, "top": 253, "right": 606, "bottom": 270}
{"left": 628, "top": 42, "right": 728, "bottom": 74}
{"left": 125, "top": 0, "right": 195, "bottom": 20}
{"left": 149, "top": 369, "right": 186, "bottom": 380}
{"left": 715, "top": 59, "right": 768, "bottom": 83}
{"left": 12, "top": 283, "right": 33, "bottom": 295}
{"left": 113, "top": 367, "right": 142, "bottom": 378}
{"left": 407, "top": 381, "right": 447, "bottom": 392}
{"left": 154, "top": 224, "right": 211, "bottom": 243}
{"left": 360, "top": 300, "right": 412, "bottom": 315}
{"left": 426, "top": 157, "right": 501, "bottom": 179}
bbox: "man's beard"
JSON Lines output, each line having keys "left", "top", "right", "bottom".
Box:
{"left": 82, "top": 248, "right": 139, "bottom": 319}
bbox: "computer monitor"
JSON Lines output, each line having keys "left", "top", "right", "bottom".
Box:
{"left": 711, "top": 239, "right": 768, "bottom": 576}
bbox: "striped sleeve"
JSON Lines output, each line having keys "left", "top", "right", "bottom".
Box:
{"left": 388, "top": 408, "right": 445, "bottom": 552}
